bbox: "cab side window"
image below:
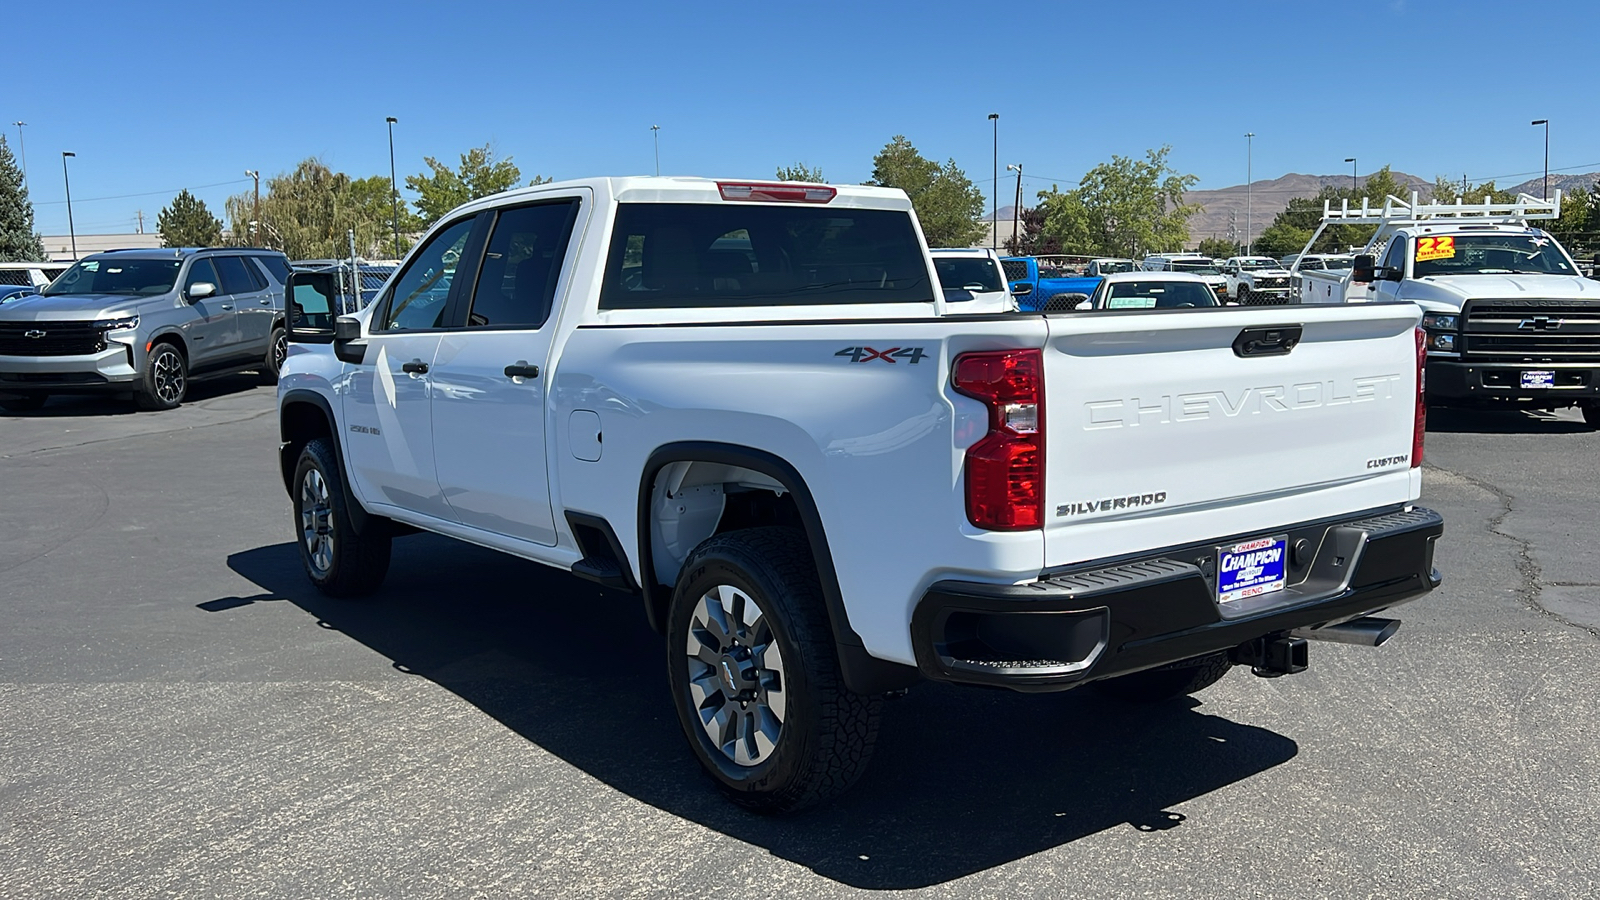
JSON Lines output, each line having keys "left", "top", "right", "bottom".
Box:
{"left": 378, "top": 217, "right": 476, "bottom": 331}
{"left": 184, "top": 259, "right": 221, "bottom": 296}
{"left": 1380, "top": 238, "right": 1407, "bottom": 274}
{"left": 464, "top": 201, "right": 579, "bottom": 329}
{"left": 214, "top": 256, "right": 264, "bottom": 294}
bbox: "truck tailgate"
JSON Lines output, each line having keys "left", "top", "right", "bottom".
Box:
{"left": 1042, "top": 304, "right": 1421, "bottom": 569}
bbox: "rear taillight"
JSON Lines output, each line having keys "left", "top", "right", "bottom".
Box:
{"left": 1413, "top": 326, "right": 1426, "bottom": 467}
{"left": 717, "top": 182, "right": 836, "bottom": 203}
{"left": 952, "top": 349, "right": 1044, "bottom": 530}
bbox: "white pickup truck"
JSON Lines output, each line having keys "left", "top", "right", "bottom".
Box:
{"left": 1221, "top": 256, "right": 1295, "bottom": 305}
{"left": 276, "top": 176, "right": 1444, "bottom": 811}
{"left": 1289, "top": 193, "right": 1600, "bottom": 426}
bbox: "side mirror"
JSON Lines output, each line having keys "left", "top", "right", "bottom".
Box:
{"left": 286, "top": 272, "right": 338, "bottom": 343}
{"left": 1075, "top": 299, "right": 1093, "bottom": 311}
{"left": 1351, "top": 254, "right": 1377, "bottom": 285}
{"left": 186, "top": 281, "right": 216, "bottom": 301}
{"left": 1010, "top": 283, "right": 1033, "bottom": 296}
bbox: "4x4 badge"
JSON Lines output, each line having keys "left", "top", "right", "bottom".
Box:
{"left": 835, "top": 346, "right": 926, "bottom": 364}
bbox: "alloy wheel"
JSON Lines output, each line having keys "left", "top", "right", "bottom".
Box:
{"left": 153, "top": 350, "right": 185, "bottom": 404}
{"left": 684, "top": 583, "right": 788, "bottom": 766}
{"left": 272, "top": 331, "right": 288, "bottom": 372}
{"left": 300, "top": 467, "right": 335, "bottom": 575}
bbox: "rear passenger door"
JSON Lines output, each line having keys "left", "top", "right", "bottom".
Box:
{"left": 214, "top": 255, "right": 272, "bottom": 353}
{"left": 429, "top": 194, "right": 585, "bottom": 546}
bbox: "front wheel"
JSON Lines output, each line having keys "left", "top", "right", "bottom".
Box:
{"left": 1236, "top": 285, "right": 1251, "bottom": 304}
{"left": 260, "top": 326, "right": 287, "bottom": 385}
{"left": 666, "top": 527, "right": 881, "bottom": 813}
{"left": 134, "top": 342, "right": 187, "bottom": 411}
{"left": 292, "top": 437, "right": 391, "bottom": 596}
{"left": 1092, "top": 652, "right": 1234, "bottom": 703}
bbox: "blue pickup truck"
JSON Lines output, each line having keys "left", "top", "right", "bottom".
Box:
{"left": 999, "top": 255, "right": 1102, "bottom": 310}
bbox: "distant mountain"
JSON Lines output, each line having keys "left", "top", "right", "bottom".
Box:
{"left": 1505, "top": 172, "right": 1600, "bottom": 198}
{"left": 1184, "top": 171, "right": 1432, "bottom": 248}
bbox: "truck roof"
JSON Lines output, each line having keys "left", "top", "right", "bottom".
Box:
{"left": 447, "top": 176, "right": 915, "bottom": 220}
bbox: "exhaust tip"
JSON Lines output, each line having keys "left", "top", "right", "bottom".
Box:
{"left": 1293, "top": 616, "right": 1401, "bottom": 648}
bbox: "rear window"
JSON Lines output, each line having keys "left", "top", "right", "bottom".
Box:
{"left": 1102, "top": 280, "right": 1219, "bottom": 309}
{"left": 934, "top": 257, "right": 1003, "bottom": 294}
{"left": 599, "top": 203, "right": 932, "bottom": 309}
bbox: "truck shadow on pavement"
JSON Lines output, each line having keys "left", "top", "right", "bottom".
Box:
{"left": 1426, "top": 406, "right": 1593, "bottom": 435}
{"left": 226, "top": 535, "right": 1298, "bottom": 890}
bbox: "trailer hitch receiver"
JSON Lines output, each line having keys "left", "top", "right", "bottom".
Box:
{"left": 1231, "top": 633, "right": 1309, "bottom": 678}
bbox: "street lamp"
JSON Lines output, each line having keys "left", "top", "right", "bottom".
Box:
{"left": 12, "top": 121, "right": 26, "bottom": 192}
{"left": 1245, "top": 133, "right": 1255, "bottom": 256}
{"left": 1531, "top": 119, "right": 1549, "bottom": 200}
{"left": 988, "top": 113, "right": 999, "bottom": 250}
{"left": 1344, "top": 157, "right": 1357, "bottom": 194}
{"left": 386, "top": 116, "right": 401, "bottom": 258}
{"left": 61, "top": 152, "right": 77, "bottom": 259}
{"left": 1006, "top": 163, "right": 1023, "bottom": 249}
{"left": 651, "top": 125, "right": 661, "bottom": 176}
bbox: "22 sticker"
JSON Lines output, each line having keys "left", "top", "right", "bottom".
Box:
{"left": 1416, "top": 236, "right": 1456, "bottom": 262}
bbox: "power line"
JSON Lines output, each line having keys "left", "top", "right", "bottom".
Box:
{"left": 32, "top": 177, "right": 252, "bottom": 206}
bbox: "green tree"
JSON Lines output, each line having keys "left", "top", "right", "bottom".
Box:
{"left": 866, "top": 136, "right": 986, "bottom": 248}
{"left": 0, "top": 136, "right": 46, "bottom": 262}
{"left": 1542, "top": 186, "right": 1596, "bottom": 260}
{"left": 156, "top": 189, "right": 223, "bottom": 248}
{"left": 1430, "top": 176, "right": 1517, "bottom": 206}
{"left": 406, "top": 144, "right": 547, "bottom": 226}
{"left": 1026, "top": 147, "right": 1198, "bottom": 258}
{"left": 224, "top": 159, "right": 411, "bottom": 260}
{"left": 1196, "top": 236, "right": 1237, "bottom": 259}
{"left": 1003, "top": 205, "right": 1064, "bottom": 256}
{"left": 775, "top": 163, "right": 825, "bottom": 182}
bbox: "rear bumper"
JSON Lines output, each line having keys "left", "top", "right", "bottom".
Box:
{"left": 1427, "top": 357, "right": 1600, "bottom": 403}
{"left": 911, "top": 506, "right": 1443, "bottom": 691}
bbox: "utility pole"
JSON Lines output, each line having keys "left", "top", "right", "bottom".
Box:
{"left": 1344, "top": 157, "right": 1357, "bottom": 194}
{"left": 1531, "top": 119, "right": 1549, "bottom": 199}
{"left": 61, "top": 152, "right": 77, "bottom": 260}
{"left": 1245, "top": 133, "right": 1255, "bottom": 256}
{"left": 244, "top": 169, "right": 260, "bottom": 245}
{"left": 988, "top": 113, "right": 999, "bottom": 250}
{"left": 651, "top": 125, "right": 661, "bottom": 176}
{"left": 1006, "top": 163, "right": 1023, "bottom": 251}
{"left": 12, "top": 121, "right": 26, "bottom": 192}
{"left": 136, "top": 210, "right": 144, "bottom": 234}
{"left": 386, "top": 117, "right": 401, "bottom": 258}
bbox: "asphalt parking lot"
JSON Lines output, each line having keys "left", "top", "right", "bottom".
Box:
{"left": 2, "top": 383, "right": 1597, "bottom": 899}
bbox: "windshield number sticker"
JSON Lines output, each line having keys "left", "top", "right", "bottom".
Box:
{"left": 836, "top": 346, "right": 926, "bottom": 365}
{"left": 1415, "top": 236, "right": 1456, "bottom": 262}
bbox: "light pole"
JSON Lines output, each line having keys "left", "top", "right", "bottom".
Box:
{"left": 1006, "top": 163, "right": 1023, "bottom": 249}
{"left": 1344, "top": 157, "right": 1357, "bottom": 194}
{"left": 651, "top": 125, "right": 660, "bottom": 176}
{"left": 61, "top": 152, "right": 77, "bottom": 259}
{"left": 1245, "top": 133, "right": 1255, "bottom": 256}
{"left": 244, "top": 169, "right": 260, "bottom": 245}
{"left": 386, "top": 116, "right": 401, "bottom": 258}
{"left": 1531, "top": 119, "right": 1549, "bottom": 199}
{"left": 12, "top": 121, "right": 26, "bottom": 192}
{"left": 988, "top": 113, "right": 999, "bottom": 250}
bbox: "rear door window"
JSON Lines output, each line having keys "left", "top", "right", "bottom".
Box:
{"left": 463, "top": 200, "right": 579, "bottom": 329}
{"left": 254, "top": 255, "right": 293, "bottom": 284}
{"left": 600, "top": 203, "right": 931, "bottom": 309}
{"left": 213, "top": 256, "right": 264, "bottom": 294}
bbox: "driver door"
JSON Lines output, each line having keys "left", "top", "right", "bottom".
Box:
{"left": 1369, "top": 238, "right": 1409, "bottom": 303}
{"left": 179, "top": 258, "right": 236, "bottom": 367}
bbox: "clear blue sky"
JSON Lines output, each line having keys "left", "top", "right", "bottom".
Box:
{"left": 6, "top": 0, "right": 1596, "bottom": 236}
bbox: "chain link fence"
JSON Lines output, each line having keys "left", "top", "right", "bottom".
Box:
{"left": 291, "top": 260, "right": 397, "bottom": 314}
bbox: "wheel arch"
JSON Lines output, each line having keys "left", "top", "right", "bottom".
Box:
{"left": 637, "top": 441, "right": 918, "bottom": 694}
{"left": 146, "top": 328, "right": 187, "bottom": 358}
{"left": 279, "top": 389, "right": 371, "bottom": 533}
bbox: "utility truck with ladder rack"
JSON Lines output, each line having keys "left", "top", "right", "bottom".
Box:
{"left": 1290, "top": 192, "right": 1600, "bottom": 424}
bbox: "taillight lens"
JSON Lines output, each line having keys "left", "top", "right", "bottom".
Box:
{"left": 953, "top": 349, "right": 1044, "bottom": 530}
{"left": 1413, "top": 326, "right": 1426, "bottom": 467}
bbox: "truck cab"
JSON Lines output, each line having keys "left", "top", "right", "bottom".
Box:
{"left": 1000, "top": 254, "right": 1101, "bottom": 310}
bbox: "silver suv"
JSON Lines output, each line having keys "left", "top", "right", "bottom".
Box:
{"left": 0, "top": 247, "right": 292, "bottom": 412}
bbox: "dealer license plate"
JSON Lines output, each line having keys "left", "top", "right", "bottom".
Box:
{"left": 1217, "top": 536, "right": 1289, "bottom": 605}
{"left": 1521, "top": 370, "right": 1555, "bottom": 389}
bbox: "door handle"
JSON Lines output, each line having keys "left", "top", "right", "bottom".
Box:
{"left": 259, "top": 298, "right": 272, "bottom": 306}
{"left": 220, "top": 304, "right": 233, "bottom": 310}
{"left": 504, "top": 361, "right": 540, "bottom": 379}
{"left": 402, "top": 359, "right": 430, "bottom": 374}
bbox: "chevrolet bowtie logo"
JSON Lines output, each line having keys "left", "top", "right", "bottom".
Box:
{"left": 24, "top": 329, "right": 46, "bottom": 339}
{"left": 1519, "top": 316, "right": 1562, "bottom": 330}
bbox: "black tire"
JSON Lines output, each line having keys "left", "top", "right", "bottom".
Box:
{"left": 0, "top": 393, "right": 48, "bottom": 413}
{"left": 134, "top": 342, "right": 187, "bottom": 411}
{"left": 292, "top": 437, "right": 391, "bottom": 597}
{"left": 666, "top": 526, "right": 881, "bottom": 813}
{"left": 1582, "top": 402, "right": 1599, "bottom": 430}
{"left": 1091, "top": 652, "right": 1233, "bottom": 704}
{"left": 260, "top": 326, "right": 287, "bottom": 385}
{"left": 1236, "top": 285, "right": 1251, "bottom": 305}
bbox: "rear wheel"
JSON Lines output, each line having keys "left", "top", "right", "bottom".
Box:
{"left": 666, "top": 527, "right": 881, "bottom": 813}
{"left": 1092, "top": 652, "right": 1234, "bottom": 703}
{"left": 260, "top": 326, "right": 287, "bottom": 385}
{"left": 134, "top": 342, "right": 187, "bottom": 411}
{"left": 0, "top": 393, "right": 47, "bottom": 413}
{"left": 292, "top": 437, "right": 391, "bottom": 597}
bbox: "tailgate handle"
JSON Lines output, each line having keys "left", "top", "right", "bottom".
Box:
{"left": 1233, "top": 325, "right": 1303, "bottom": 358}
